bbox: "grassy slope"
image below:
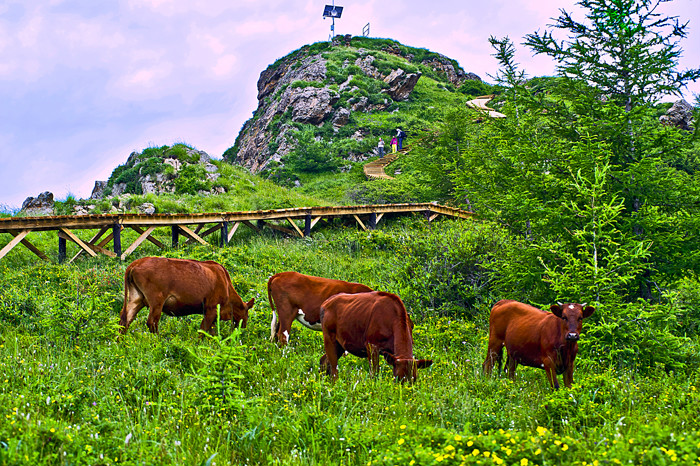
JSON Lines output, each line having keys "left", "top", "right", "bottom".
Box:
{"left": 1, "top": 218, "right": 699, "bottom": 465}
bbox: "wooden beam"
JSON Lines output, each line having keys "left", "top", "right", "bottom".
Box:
{"left": 196, "top": 223, "right": 222, "bottom": 240}
{"left": 131, "top": 226, "right": 166, "bottom": 249}
{"left": 58, "top": 228, "right": 98, "bottom": 258}
{"left": 227, "top": 222, "right": 241, "bottom": 242}
{"left": 178, "top": 225, "right": 209, "bottom": 246}
{"left": 71, "top": 226, "right": 109, "bottom": 262}
{"left": 121, "top": 226, "right": 157, "bottom": 260}
{"left": 428, "top": 213, "right": 439, "bottom": 222}
{"left": 0, "top": 230, "right": 30, "bottom": 260}
{"left": 243, "top": 220, "right": 261, "bottom": 233}
{"left": 9, "top": 231, "right": 49, "bottom": 261}
{"left": 376, "top": 213, "right": 384, "bottom": 224}
{"left": 286, "top": 217, "right": 304, "bottom": 237}
{"left": 310, "top": 216, "right": 322, "bottom": 230}
{"left": 265, "top": 222, "right": 296, "bottom": 236}
{"left": 353, "top": 214, "right": 367, "bottom": 231}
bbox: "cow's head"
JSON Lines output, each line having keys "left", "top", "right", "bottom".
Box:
{"left": 385, "top": 355, "right": 433, "bottom": 383}
{"left": 550, "top": 302, "right": 595, "bottom": 341}
{"left": 226, "top": 298, "right": 254, "bottom": 329}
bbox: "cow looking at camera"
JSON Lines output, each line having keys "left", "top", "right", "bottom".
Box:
{"left": 483, "top": 299, "right": 595, "bottom": 389}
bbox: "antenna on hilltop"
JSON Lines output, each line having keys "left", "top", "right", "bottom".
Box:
{"left": 322, "top": 1, "right": 344, "bottom": 40}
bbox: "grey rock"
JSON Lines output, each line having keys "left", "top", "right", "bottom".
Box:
{"left": 90, "top": 181, "right": 107, "bottom": 200}
{"left": 383, "top": 69, "right": 421, "bottom": 101}
{"left": 659, "top": 99, "right": 694, "bottom": 131}
{"left": 137, "top": 203, "right": 156, "bottom": 215}
{"left": 333, "top": 108, "right": 351, "bottom": 127}
{"left": 21, "top": 191, "right": 54, "bottom": 216}
{"left": 355, "top": 55, "right": 381, "bottom": 79}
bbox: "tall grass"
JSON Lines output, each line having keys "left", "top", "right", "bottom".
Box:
{"left": 1, "top": 220, "right": 699, "bottom": 465}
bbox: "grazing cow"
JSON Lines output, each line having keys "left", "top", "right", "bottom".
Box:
{"left": 320, "top": 291, "right": 433, "bottom": 382}
{"left": 483, "top": 299, "right": 595, "bottom": 389}
{"left": 268, "top": 271, "right": 372, "bottom": 345}
{"left": 119, "top": 257, "right": 254, "bottom": 335}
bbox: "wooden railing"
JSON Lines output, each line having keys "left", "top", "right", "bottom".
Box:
{"left": 0, "top": 203, "right": 473, "bottom": 263}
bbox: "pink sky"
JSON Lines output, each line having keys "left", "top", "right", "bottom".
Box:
{"left": 1, "top": 0, "right": 698, "bottom": 208}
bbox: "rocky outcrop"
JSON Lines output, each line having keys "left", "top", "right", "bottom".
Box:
{"left": 90, "top": 181, "right": 107, "bottom": 200}
{"left": 383, "top": 69, "right": 421, "bottom": 101}
{"left": 283, "top": 86, "right": 339, "bottom": 124}
{"left": 421, "top": 55, "right": 481, "bottom": 86}
{"left": 229, "top": 40, "right": 478, "bottom": 172}
{"left": 21, "top": 191, "right": 54, "bottom": 216}
{"left": 660, "top": 99, "right": 694, "bottom": 131}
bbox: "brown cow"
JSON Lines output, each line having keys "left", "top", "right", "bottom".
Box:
{"left": 320, "top": 291, "right": 432, "bottom": 382}
{"left": 119, "top": 257, "right": 254, "bottom": 335}
{"left": 267, "top": 271, "right": 372, "bottom": 345}
{"left": 483, "top": 299, "right": 595, "bottom": 389}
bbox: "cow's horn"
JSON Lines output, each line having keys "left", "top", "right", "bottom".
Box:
{"left": 581, "top": 302, "right": 587, "bottom": 308}
{"left": 557, "top": 301, "right": 563, "bottom": 306}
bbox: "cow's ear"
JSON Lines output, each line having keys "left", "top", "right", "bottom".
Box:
{"left": 550, "top": 304, "right": 564, "bottom": 317}
{"left": 416, "top": 359, "right": 433, "bottom": 369}
{"left": 246, "top": 298, "right": 255, "bottom": 309}
{"left": 583, "top": 305, "right": 595, "bottom": 318}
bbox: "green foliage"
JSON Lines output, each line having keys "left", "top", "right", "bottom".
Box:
{"left": 173, "top": 164, "right": 211, "bottom": 195}
{"left": 524, "top": 0, "right": 700, "bottom": 110}
{"left": 390, "top": 220, "right": 511, "bottom": 318}
{"left": 187, "top": 318, "right": 246, "bottom": 414}
{"left": 282, "top": 127, "right": 343, "bottom": 173}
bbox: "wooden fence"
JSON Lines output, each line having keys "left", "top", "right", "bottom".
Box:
{"left": 0, "top": 203, "right": 472, "bottom": 263}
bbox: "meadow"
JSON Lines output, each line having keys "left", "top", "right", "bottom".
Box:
{"left": 1, "top": 219, "right": 699, "bottom": 466}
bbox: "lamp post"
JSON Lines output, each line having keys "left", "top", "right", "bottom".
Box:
{"left": 323, "top": 2, "right": 343, "bottom": 39}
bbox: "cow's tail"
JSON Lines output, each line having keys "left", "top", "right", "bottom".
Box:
{"left": 119, "top": 266, "right": 134, "bottom": 331}
{"left": 268, "top": 278, "right": 278, "bottom": 342}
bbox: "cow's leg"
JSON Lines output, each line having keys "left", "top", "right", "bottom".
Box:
{"left": 119, "top": 285, "right": 146, "bottom": 334}
{"left": 145, "top": 295, "right": 166, "bottom": 334}
{"left": 563, "top": 365, "right": 574, "bottom": 389}
{"left": 366, "top": 343, "right": 380, "bottom": 375}
{"left": 543, "top": 359, "right": 560, "bottom": 389}
{"left": 483, "top": 339, "right": 503, "bottom": 375}
{"left": 275, "top": 305, "right": 296, "bottom": 345}
{"left": 505, "top": 354, "right": 517, "bottom": 380}
{"left": 322, "top": 337, "right": 343, "bottom": 379}
{"left": 200, "top": 306, "right": 219, "bottom": 335}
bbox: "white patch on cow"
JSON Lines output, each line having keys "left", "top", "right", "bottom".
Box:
{"left": 541, "top": 364, "right": 544, "bottom": 368}
{"left": 296, "top": 308, "right": 322, "bottom": 331}
{"left": 569, "top": 304, "right": 575, "bottom": 310}
{"left": 283, "top": 330, "right": 289, "bottom": 342}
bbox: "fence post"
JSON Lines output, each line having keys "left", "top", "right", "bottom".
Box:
{"left": 58, "top": 236, "right": 67, "bottom": 264}
{"left": 172, "top": 226, "right": 179, "bottom": 248}
{"left": 113, "top": 223, "right": 122, "bottom": 257}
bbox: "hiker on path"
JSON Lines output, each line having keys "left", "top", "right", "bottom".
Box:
{"left": 396, "top": 127, "right": 406, "bottom": 150}
{"left": 377, "top": 138, "right": 385, "bottom": 158}
{"left": 391, "top": 136, "right": 398, "bottom": 153}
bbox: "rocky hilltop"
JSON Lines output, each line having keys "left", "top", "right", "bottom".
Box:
{"left": 224, "top": 36, "right": 484, "bottom": 173}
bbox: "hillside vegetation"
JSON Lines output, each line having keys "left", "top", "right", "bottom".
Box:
{"left": 2, "top": 1, "right": 700, "bottom": 465}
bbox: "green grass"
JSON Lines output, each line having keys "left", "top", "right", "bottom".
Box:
{"left": 1, "top": 220, "right": 699, "bottom": 465}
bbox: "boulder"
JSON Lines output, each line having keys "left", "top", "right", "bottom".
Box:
{"left": 137, "top": 203, "right": 156, "bottom": 215}
{"left": 90, "top": 181, "right": 107, "bottom": 200}
{"left": 333, "top": 108, "right": 351, "bottom": 127}
{"left": 383, "top": 69, "right": 421, "bottom": 101}
{"left": 21, "top": 191, "right": 54, "bottom": 216}
{"left": 659, "top": 99, "right": 694, "bottom": 131}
